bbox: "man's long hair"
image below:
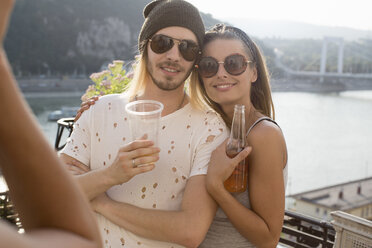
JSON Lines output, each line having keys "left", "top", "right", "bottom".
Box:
{"left": 125, "top": 41, "right": 151, "bottom": 101}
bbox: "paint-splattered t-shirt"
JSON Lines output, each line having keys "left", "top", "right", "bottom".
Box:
{"left": 61, "top": 93, "right": 228, "bottom": 248}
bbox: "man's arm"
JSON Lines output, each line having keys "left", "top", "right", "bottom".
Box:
{"left": 91, "top": 114, "right": 228, "bottom": 247}
{"left": 60, "top": 140, "right": 159, "bottom": 200}
{"left": 93, "top": 175, "right": 217, "bottom": 248}
{"left": 60, "top": 153, "right": 116, "bottom": 200}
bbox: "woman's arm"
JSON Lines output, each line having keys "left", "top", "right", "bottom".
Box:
{"left": 207, "top": 121, "right": 286, "bottom": 247}
{"left": 0, "top": 1, "right": 101, "bottom": 247}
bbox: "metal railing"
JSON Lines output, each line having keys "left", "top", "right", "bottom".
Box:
{"left": 2, "top": 189, "right": 335, "bottom": 247}
{"left": 0, "top": 191, "right": 21, "bottom": 229}
{"left": 55, "top": 117, "right": 74, "bottom": 151}
{"left": 280, "top": 210, "right": 335, "bottom": 247}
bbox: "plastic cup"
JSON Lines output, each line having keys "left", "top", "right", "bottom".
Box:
{"left": 125, "top": 100, "right": 163, "bottom": 146}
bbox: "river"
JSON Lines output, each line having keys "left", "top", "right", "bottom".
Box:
{"left": 1, "top": 90, "right": 372, "bottom": 196}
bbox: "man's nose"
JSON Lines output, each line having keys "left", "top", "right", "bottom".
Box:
{"left": 165, "top": 42, "right": 181, "bottom": 62}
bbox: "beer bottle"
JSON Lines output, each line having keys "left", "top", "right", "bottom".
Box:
{"left": 224, "top": 104, "right": 247, "bottom": 193}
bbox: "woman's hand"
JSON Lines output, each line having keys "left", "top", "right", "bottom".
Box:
{"left": 206, "top": 139, "right": 252, "bottom": 193}
{"left": 105, "top": 139, "right": 160, "bottom": 186}
{"left": 74, "top": 96, "right": 100, "bottom": 122}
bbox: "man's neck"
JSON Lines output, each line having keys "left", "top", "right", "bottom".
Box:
{"left": 136, "top": 84, "right": 188, "bottom": 117}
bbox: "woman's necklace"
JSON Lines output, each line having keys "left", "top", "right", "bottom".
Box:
{"left": 134, "top": 91, "right": 186, "bottom": 112}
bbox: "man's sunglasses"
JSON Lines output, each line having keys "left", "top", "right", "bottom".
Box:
{"left": 149, "top": 34, "right": 200, "bottom": 62}
{"left": 197, "top": 54, "right": 253, "bottom": 78}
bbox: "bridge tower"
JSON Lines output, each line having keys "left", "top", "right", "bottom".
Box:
{"left": 320, "top": 37, "right": 344, "bottom": 75}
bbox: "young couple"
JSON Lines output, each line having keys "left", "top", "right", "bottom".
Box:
{"left": 62, "top": 0, "right": 288, "bottom": 247}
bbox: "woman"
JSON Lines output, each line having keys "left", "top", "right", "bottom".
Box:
{"left": 76, "top": 24, "right": 287, "bottom": 247}
{"left": 190, "top": 24, "right": 288, "bottom": 247}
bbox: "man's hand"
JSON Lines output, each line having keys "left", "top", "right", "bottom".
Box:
{"left": 105, "top": 139, "right": 160, "bottom": 185}
{"left": 0, "top": 0, "right": 14, "bottom": 45}
{"left": 60, "top": 139, "right": 160, "bottom": 200}
{"left": 74, "top": 96, "right": 99, "bottom": 122}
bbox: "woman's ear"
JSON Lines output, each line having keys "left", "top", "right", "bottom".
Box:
{"left": 251, "top": 66, "right": 258, "bottom": 83}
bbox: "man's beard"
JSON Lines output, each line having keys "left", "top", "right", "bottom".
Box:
{"left": 147, "top": 61, "right": 192, "bottom": 91}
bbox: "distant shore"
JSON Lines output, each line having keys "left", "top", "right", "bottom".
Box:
{"left": 23, "top": 91, "right": 85, "bottom": 98}
{"left": 271, "top": 77, "right": 372, "bottom": 93}
{"left": 18, "top": 78, "right": 91, "bottom": 94}
{"left": 17, "top": 77, "right": 372, "bottom": 96}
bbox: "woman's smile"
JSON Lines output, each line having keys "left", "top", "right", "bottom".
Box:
{"left": 213, "top": 82, "right": 238, "bottom": 91}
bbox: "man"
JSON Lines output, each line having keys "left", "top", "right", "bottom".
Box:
{"left": 0, "top": 0, "right": 101, "bottom": 247}
{"left": 61, "top": 1, "right": 229, "bottom": 247}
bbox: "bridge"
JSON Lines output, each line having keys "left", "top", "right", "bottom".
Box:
{"left": 274, "top": 36, "right": 372, "bottom": 81}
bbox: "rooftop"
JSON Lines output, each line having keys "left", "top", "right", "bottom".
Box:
{"left": 289, "top": 176, "right": 372, "bottom": 210}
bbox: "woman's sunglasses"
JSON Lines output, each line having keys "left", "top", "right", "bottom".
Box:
{"left": 197, "top": 54, "right": 253, "bottom": 78}
{"left": 149, "top": 34, "right": 200, "bottom": 62}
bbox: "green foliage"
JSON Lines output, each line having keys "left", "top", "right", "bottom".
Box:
{"left": 82, "top": 60, "right": 131, "bottom": 101}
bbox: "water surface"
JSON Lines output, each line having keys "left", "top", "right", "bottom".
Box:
{"left": 1, "top": 91, "right": 372, "bottom": 196}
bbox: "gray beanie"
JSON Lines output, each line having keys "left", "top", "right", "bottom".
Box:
{"left": 138, "top": 0, "right": 205, "bottom": 53}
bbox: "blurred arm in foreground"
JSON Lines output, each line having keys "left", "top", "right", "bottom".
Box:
{"left": 0, "top": 0, "right": 101, "bottom": 247}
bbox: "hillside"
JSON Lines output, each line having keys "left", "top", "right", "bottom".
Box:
{"left": 4, "top": 0, "right": 221, "bottom": 76}
{"left": 4, "top": 1, "right": 371, "bottom": 78}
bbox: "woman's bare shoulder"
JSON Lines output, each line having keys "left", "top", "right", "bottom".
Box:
{"left": 247, "top": 119, "right": 284, "bottom": 144}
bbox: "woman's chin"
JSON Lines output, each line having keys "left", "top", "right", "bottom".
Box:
{"left": 212, "top": 97, "right": 238, "bottom": 107}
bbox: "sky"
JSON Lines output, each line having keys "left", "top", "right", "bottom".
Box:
{"left": 187, "top": 0, "right": 372, "bottom": 31}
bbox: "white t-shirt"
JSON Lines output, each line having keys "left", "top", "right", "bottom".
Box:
{"left": 61, "top": 93, "right": 228, "bottom": 248}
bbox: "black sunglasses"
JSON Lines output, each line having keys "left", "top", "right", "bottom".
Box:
{"left": 149, "top": 34, "right": 200, "bottom": 62}
{"left": 197, "top": 54, "right": 253, "bottom": 78}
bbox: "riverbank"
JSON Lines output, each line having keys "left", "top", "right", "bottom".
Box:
{"left": 16, "top": 76, "right": 372, "bottom": 95}
{"left": 18, "top": 78, "right": 91, "bottom": 94}
{"left": 271, "top": 77, "right": 372, "bottom": 93}
{"left": 24, "top": 91, "right": 84, "bottom": 98}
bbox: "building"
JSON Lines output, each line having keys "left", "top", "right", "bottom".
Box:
{"left": 288, "top": 176, "right": 372, "bottom": 221}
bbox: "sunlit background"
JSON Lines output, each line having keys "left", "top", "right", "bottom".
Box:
{"left": 188, "top": 0, "right": 372, "bottom": 31}
{"left": 1, "top": 0, "right": 372, "bottom": 224}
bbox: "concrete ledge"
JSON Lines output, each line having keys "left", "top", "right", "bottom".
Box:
{"left": 331, "top": 211, "right": 372, "bottom": 247}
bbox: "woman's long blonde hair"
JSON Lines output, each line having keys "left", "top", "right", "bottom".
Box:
{"left": 189, "top": 24, "right": 275, "bottom": 128}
